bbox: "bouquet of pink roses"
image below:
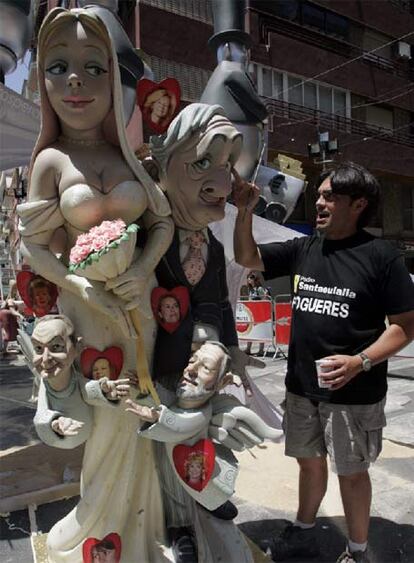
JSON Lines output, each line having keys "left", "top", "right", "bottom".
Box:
{"left": 69, "top": 218, "right": 160, "bottom": 405}
{"left": 69, "top": 219, "right": 139, "bottom": 282}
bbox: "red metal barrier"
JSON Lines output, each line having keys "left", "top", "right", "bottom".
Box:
{"left": 236, "top": 299, "right": 274, "bottom": 343}
{"left": 274, "top": 301, "right": 292, "bottom": 346}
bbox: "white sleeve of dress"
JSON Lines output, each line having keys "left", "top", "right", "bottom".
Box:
{"left": 17, "top": 199, "right": 64, "bottom": 238}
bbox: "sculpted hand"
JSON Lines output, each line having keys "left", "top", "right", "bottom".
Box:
{"left": 100, "top": 377, "right": 134, "bottom": 400}
{"left": 318, "top": 354, "right": 363, "bottom": 390}
{"left": 105, "top": 270, "right": 153, "bottom": 317}
{"left": 123, "top": 370, "right": 139, "bottom": 389}
{"left": 81, "top": 282, "right": 137, "bottom": 339}
{"left": 105, "top": 268, "right": 147, "bottom": 301}
{"left": 51, "top": 417, "right": 84, "bottom": 436}
{"left": 231, "top": 168, "right": 260, "bottom": 212}
{"left": 125, "top": 399, "right": 160, "bottom": 422}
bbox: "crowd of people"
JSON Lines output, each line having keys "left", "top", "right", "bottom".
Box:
{"left": 0, "top": 298, "right": 23, "bottom": 358}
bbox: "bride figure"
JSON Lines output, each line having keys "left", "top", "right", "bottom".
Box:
{"left": 18, "top": 7, "right": 173, "bottom": 562}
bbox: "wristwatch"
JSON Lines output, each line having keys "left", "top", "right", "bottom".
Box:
{"left": 358, "top": 352, "right": 372, "bottom": 372}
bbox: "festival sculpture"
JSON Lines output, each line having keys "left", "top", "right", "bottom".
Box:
{"left": 17, "top": 6, "right": 173, "bottom": 562}
{"left": 126, "top": 341, "right": 281, "bottom": 511}
{"left": 17, "top": 5, "right": 282, "bottom": 563}
{"left": 32, "top": 314, "right": 135, "bottom": 449}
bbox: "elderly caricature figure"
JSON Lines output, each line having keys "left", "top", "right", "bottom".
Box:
{"left": 126, "top": 342, "right": 281, "bottom": 555}
{"left": 17, "top": 7, "right": 172, "bottom": 561}
{"left": 145, "top": 104, "right": 248, "bottom": 386}
{"left": 32, "top": 314, "right": 135, "bottom": 449}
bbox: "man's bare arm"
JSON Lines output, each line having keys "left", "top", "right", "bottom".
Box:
{"left": 232, "top": 169, "right": 264, "bottom": 270}
{"left": 320, "top": 310, "right": 414, "bottom": 390}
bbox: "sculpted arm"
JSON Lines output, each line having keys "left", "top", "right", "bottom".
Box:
{"left": 34, "top": 379, "right": 88, "bottom": 449}
{"left": 19, "top": 151, "right": 136, "bottom": 337}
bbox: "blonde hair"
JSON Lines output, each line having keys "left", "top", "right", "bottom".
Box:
{"left": 144, "top": 89, "right": 169, "bottom": 108}
{"left": 184, "top": 452, "right": 206, "bottom": 481}
{"left": 30, "top": 7, "right": 170, "bottom": 217}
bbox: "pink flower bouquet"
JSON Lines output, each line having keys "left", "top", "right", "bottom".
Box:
{"left": 69, "top": 219, "right": 139, "bottom": 282}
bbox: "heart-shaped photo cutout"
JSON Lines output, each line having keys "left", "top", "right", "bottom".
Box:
{"left": 80, "top": 347, "right": 124, "bottom": 380}
{"left": 83, "top": 532, "right": 121, "bottom": 563}
{"left": 16, "top": 272, "right": 58, "bottom": 317}
{"left": 173, "top": 439, "right": 215, "bottom": 492}
{"left": 137, "top": 78, "right": 181, "bottom": 134}
{"left": 151, "top": 286, "right": 190, "bottom": 334}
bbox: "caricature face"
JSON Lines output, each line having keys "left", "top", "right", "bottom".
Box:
{"left": 91, "top": 546, "right": 117, "bottom": 563}
{"left": 32, "top": 319, "right": 76, "bottom": 381}
{"left": 176, "top": 342, "right": 224, "bottom": 407}
{"left": 159, "top": 296, "right": 180, "bottom": 323}
{"left": 151, "top": 93, "right": 170, "bottom": 121}
{"left": 92, "top": 357, "right": 111, "bottom": 380}
{"left": 32, "top": 285, "right": 51, "bottom": 309}
{"left": 43, "top": 19, "right": 112, "bottom": 136}
{"left": 187, "top": 460, "right": 203, "bottom": 482}
{"left": 162, "top": 115, "right": 242, "bottom": 229}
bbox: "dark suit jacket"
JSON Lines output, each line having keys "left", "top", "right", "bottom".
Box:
{"left": 153, "top": 228, "right": 238, "bottom": 385}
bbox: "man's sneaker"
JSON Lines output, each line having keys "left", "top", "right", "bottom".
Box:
{"left": 337, "top": 548, "right": 371, "bottom": 563}
{"left": 269, "top": 523, "right": 319, "bottom": 560}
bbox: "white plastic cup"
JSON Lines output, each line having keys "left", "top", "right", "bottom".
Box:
{"left": 315, "top": 359, "right": 335, "bottom": 389}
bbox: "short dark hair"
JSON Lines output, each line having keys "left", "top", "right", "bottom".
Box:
{"left": 318, "top": 161, "right": 380, "bottom": 228}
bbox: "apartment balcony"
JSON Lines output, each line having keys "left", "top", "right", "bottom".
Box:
{"left": 264, "top": 97, "right": 414, "bottom": 148}
{"left": 253, "top": 10, "right": 414, "bottom": 82}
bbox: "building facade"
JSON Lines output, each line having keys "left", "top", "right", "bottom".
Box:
{"left": 136, "top": 0, "right": 414, "bottom": 271}
{"left": 29, "top": 1, "right": 414, "bottom": 272}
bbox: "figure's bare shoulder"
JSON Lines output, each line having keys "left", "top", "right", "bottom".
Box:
{"left": 30, "top": 146, "right": 64, "bottom": 200}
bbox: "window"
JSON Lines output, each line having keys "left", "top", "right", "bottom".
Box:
{"left": 365, "top": 106, "right": 394, "bottom": 130}
{"left": 262, "top": 66, "right": 273, "bottom": 97}
{"left": 250, "top": 63, "right": 350, "bottom": 117}
{"left": 288, "top": 76, "right": 302, "bottom": 105}
{"left": 304, "top": 83, "right": 317, "bottom": 109}
{"left": 319, "top": 85, "right": 332, "bottom": 113}
{"left": 299, "top": 1, "right": 349, "bottom": 40}
{"left": 363, "top": 30, "right": 393, "bottom": 60}
{"left": 301, "top": 3, "right": 325, "bottom": 31}
{"left": 334, "top": 91, "right": 347, "bottom": 116}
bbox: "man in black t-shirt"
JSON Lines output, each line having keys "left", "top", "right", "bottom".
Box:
{"left": 232, "top": 163, "right": 414, "bottom": 563}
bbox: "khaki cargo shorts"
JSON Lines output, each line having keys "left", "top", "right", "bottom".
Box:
{"left": 282, "top": 391, "right": 387, "bottom": 475}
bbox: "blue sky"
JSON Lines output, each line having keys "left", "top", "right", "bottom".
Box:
{"left": 4, "top": 52, "right": 30, "bottom": 93}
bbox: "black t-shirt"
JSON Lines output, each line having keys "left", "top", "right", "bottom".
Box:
{"left": 259, "top": 231, "right": 414, "bottom": 404}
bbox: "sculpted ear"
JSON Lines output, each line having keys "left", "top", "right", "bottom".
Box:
{"left": 217, "top": 372, "right": 240, "bottom": 390}
{"left": 141, "top": 157, "right": 161, "bottom": 183}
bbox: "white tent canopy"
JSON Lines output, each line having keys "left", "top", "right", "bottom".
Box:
{"left": 211, "top": 203, "right": 305, "bottom": 309}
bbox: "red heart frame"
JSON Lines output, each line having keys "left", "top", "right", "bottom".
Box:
{"left": 83, "top": 532, "right": 121, "bottom": 563}
{"left": 80, "top": 347, "right": 124, "bottom": 380}
{"left": 173, "top": 439, "right": 215, "bottom": 492}
{"left": 136, "top": 78, "right": 181, "bottom": 134}
{"left": 151, "top": 286, "right": 189, "bottom": 334}
{"left": 16, "top": 271, "right": 58, "bottom": 317}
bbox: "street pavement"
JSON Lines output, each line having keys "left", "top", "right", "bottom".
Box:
{"left": 0, "top": 347, "right": 413, "bottom": 563}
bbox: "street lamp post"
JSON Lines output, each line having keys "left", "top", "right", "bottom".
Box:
{"left": 308, "top": 131, "right": 339, "bottom": 171}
